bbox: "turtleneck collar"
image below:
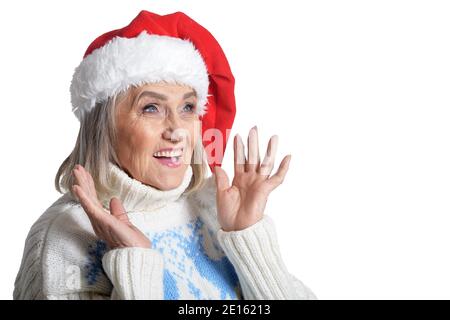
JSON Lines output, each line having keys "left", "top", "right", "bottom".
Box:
{"left": 98, "top": 162, "right": 193, "bottom": 213}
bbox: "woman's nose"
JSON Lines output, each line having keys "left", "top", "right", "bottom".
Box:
{"left": 161, "top": 113, "right": 190, "bottom": 143}
{"left": 162, "top": 125, "right": 189, "bottom": 143}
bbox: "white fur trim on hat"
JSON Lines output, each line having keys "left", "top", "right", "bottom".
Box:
{"left": 70, "top": 30, "right": 209, "bottom": 120}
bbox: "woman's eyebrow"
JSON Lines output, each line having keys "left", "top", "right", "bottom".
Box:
{"left": 136, "top": 90, "right": 197, "bottom": 103}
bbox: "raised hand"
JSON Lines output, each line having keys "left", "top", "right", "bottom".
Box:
{"left": 214, "top": 126, "right": 291, "bottom": 232}
{"left": 71, "top": 164, "right": 151, "bottom": 249}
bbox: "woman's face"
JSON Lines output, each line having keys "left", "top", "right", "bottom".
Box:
{"left": 114, "top": 82, "right": 201, "bottom": 190}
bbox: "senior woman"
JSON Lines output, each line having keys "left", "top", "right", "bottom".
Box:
{"left": 13, "top": 10, "right": 316, "bottom": 300}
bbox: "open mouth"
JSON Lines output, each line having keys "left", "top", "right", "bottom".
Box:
{"left": 153, "top": 148, "right": 183, "bottom": 167}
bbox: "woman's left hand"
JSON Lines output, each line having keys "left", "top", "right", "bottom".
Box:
{"left": 214, "top": 126, "right": 291, "bottom": 232}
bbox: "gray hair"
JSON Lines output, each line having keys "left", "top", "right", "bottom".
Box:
{"left": 55, "top": 87, "right": 208, "bottom": 200}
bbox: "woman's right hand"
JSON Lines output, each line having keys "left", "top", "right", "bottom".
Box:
{"left": 71, "top": 164, "right": 151, "bottom": 250}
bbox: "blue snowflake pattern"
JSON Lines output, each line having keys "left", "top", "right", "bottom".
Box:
{"left": 148, "top": 218, "right": 241, "bottom": 300}
{"left": 85, "top": 239, "right": 108, "bottom": 285}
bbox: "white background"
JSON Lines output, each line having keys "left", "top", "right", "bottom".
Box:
{"left": 1, "top": 0, "right": 449, "bottom": 299}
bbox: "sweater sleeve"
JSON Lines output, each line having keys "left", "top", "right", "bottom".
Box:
{"left": 45, "top": 248, "right": 165, "bottom": 300}
{"left": 101, "top": 247, "right": 164, "bottom": 300}
{"left": 216, "top": 215, "right": 317, "bottom": 300}
{"left": 15, "top": 239, "right": 164, "bottom": 300}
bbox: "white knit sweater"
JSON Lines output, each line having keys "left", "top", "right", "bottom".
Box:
{"left": 13, "top": 163, "right": 316, "bottom": 300}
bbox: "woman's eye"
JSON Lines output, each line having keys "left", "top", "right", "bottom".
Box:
{"left": 183, "top": 103, "right": 195, "bottom": 113}
{"left": 143, "top": 104, "right": 159, "bottom": 113}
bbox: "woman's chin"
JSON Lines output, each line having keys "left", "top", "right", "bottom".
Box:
{"left": 148, "top": 166, "right": 189, "bottom": 190}
{"left": 152, "top": 177, "right": 183, "bottom": 191}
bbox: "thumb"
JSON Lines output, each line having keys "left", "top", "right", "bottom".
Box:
{"left": 214, "top": 166, "right": 230, "bottom": 192}
{"left": 109, "top": 197, "right": 131, "bottom": 225}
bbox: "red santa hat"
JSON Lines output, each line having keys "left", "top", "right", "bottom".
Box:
{"left": 70, "top": 10, "right": 236, "bottom": 171}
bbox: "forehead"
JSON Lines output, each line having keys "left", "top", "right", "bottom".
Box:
{"left": 133, "top": 82, "right": 195, "bottom": 98}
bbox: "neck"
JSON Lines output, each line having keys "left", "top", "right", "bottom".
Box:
{"left": 98, "top": 162, "right": 193, "bottom": 212}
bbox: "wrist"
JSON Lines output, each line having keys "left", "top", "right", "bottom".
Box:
{"left": 220, "top": 215, "right": 264, "bottom": 232}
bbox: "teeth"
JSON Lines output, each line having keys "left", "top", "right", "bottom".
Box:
{"left": 153, "top": 150, "right": 183, "bottom": 158}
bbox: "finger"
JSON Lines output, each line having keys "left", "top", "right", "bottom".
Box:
{"left": 72, "top": 184, "right": 114, "bottom": 244}
{"left": 72, "top": 184, "right": 92, "bottom": 211}
{"left": 73, "top": 165, "right": 97, "bottom": 205}
{"left": 78, "top": 165, "right": 99, "bottom": 200}
{"left": 259, "top": 135, "right": 278, "bottom": 176}
{"left": 214, "top": 166, "right": 230, "bottom": 192}
{"left": 79, "top": 165, "right": 96, "bottom": 195}
{"left": 89, "top": 219, "right": 108, "bottom": 240}
{"left": 109, "top": 197, "right": 131, "bottom": 225}
{"left": 87, "top": 213, "right": 113, "bottom": 242}
{"left": 74, "top": 165, "right": 103, "bottom": 207}
{"left": 266, "top": 155, "right": 292, "bottom": 191}
{"left": 72, "top": 184, "right": 100, "bottom": 223}
{"left": 91, "top": 223, "right": 102, "bottom": 237}
{"left": 246, "top": 126, "right": 260, "bottom": 172}
{"left": 234, "top": 134, "right": 245, "bottom": 174}
{"left": 72, "top": 184, "right": 111, "bottom": 224}
{"left": 73, "top": 165, "right": 89, "bottom": 192}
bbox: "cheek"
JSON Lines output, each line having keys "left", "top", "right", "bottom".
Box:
{"left": 117, "top": 123, "right": 159, "bottom": 155}
{"left": 132, "top": 128, "right": 159, "bottom": 154}
{"left": 185, "top": 120, "right": 201, "bottom": 149}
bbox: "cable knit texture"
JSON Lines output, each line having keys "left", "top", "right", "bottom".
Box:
{"left": 13, "top": 162, "right": 316, "bottom": 300}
